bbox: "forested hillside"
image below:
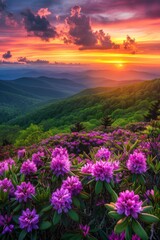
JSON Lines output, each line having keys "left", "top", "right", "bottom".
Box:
{"left": 0, "top": 77, "right": 84, "bottom": 123}
{"left": 10, "top": 79, "right": 160, "bottom": 128}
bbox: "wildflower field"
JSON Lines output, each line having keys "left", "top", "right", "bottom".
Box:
{"left": 0, "top": 128, "right": 160, "bottom": 239}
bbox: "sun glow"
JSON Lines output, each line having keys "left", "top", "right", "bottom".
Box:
{"left": 116, "top": 63, "right": 124, "bottom": 68}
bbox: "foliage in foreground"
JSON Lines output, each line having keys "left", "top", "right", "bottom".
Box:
{"left": 0, "top": 128, "right": 160, "bottom": 239}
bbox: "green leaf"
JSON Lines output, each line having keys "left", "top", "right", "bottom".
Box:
{"left": 39, "top": 221, "right": 52, "bottom": 230}
{"left": 114, "top": 217, "right": 128, "bottom": 234}
{"left": 134, "top": 185, "right": 141, "bottom": 194}
{"left": 87, "top": 235, "right": 97, "bottom": 240}
{"left": 132, "top": 219, "right": 148, "bottom": 240}
{"left": 73, "top": 197, "right": 81, "bottom": 208}
{"left": 70, "top": 234, "right": 83, "bottom": 240}
{"left": 105, "top": 183, "right": 118, "bottom": 202}
{"left": 20, "top": 174, "right": 25, "bottom": 183}
{"left": 98, "top": 229, "right": 108, "bottom": 240}
{"left": 13, "top": 204, "right": 22, "bottom": 213}
{"left": 41, "top": 205, "right": 52, "bottom": 213}
{"left": 108, "top": 211, "right": 123, "bottom": 220}
{"left": 130, "top": 140, "right": 139, "bottom": 152}
{"left": 31, "top": 231, "right": 37, "bottom": 240}
{"left": 52, "top": 175, "right": 57, "bottom": 182}
{"left": 105, "top": 203, "right": 115, "bottom": 211}
{"left": 61, "top": 233, "right": 76, "bottom": 240}
{"left": 139, "top": 213, "right": 159, "bottom": 223}
{"left": 12, "top": 215, "right": 20, "bottom": 224}
{"left": 18, "top": 230, "right": 27, "bottom": 240}
{"left": 125, "top": 225, "right": 132, "bottom": 240}
{"left": 95, "top": 181, "right": 103, "bottom": 195}
{"left": 139, "top": 175, "right": 145, "bottom": 184}
{"left": 80, "top": 192, "right": 89, "bottom": 199}
{"left": 142, "top": 206, "right": 153, "bottom": 213}
{"left": 53, "top": 211, "right": 61, "bottom": 225}
{"left": 68, "top": 210, "right": 79, "bottom": 222}
{"left": 62, "top": 233, "right": 82, "bottom": 240}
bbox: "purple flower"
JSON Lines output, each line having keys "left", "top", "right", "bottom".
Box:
{"left": 15, "top": 182, "right": 35, "bottom": 202}
{"left": 92, "top": 160, "right": 113, "bottom": 182}
{"left": 0, "top": 215, "right": 14, "bottom": 234}
{"left": 81, "top": 163, "right": 93, "bottom": 174}
{"left": 132, "top": 235, "right": 141, "bottom": 240}
{"left": 52, "top": 147, "right": 68, "bottom": 158}
{"left": 79, "top": 224, "right": 90, "bottom": 237}
{"left": 127, "top": 151, "right": 147, "bottom": 174}
{"left": 112, "top": 161, "right": 120, "bottom": 170}
{"left": 145, "top": 189, "right": 154, "bottom": 197}
{"left": 96, "top": 199, "right": 105, "bottom": 206}
{"left": 144, "top": 189, "right": 154, "bottom": 203}
{"left": 0, "top": 159, "right": 15, "bottom": 176}
{"left": 114, "top": 173, "right": 123, "bottom": 184}
{"left": 108, "top": 231, "right": 125, "bottom": 240}
{"left": 5, "top": 158, "right": 15, "bottom": 166}
{"left": 50, "top": 154, "right": 71, "bottom": 176}
{"left": 19, "top": 208, "right": 39, "bottom": 232}
{"left": 20, "top": 159, "right": 37, "bottom": 175}
{"left": 32, "top": 152, "right": 44, "bottom": 167}
{"left": 0, "top": 178, "right": 15, "bottom": 196}
{"left": 95, "top": 147, "right": 111, "bottom": 161}
{"left": 51, "top": 188, "right": 72, "bottom": 214}
{"left": 18, "top": 149, "right": 26, "bottom": 159}
{"left": 115, "top": 190, "right": 142, "bottom": 218}
{"left": 62, "top": 176, "right": 82, "bottom": 196}
{"left": 0, "top": 161, "right": 9, "bottom": 175}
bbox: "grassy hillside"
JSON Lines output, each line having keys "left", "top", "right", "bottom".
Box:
{"left": 0, "top": 77, "right": 84, "bottom": 123}
{"left": 9, "top": 79, "right": 160, "bottom": 129}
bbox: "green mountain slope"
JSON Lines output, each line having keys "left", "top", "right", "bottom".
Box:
{"left": 0, "top": 77, "right": 85, "bottom": 123}
{"left": 9, "top": 79, "right": 160, "bottom": 128}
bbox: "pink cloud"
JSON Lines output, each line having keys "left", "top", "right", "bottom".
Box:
{"left": 37, "top": 8, "right": 51, "bottom": 18}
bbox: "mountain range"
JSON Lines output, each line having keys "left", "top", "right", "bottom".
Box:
{"left": 0, "top": 67, "right": 160, "bottom": 124}
{"left": 9, "top": 79, "right": 160, "bottom": 129}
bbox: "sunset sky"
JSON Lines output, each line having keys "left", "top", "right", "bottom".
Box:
{"left": 0, "top": 0, "right": 160, "bottom": 66}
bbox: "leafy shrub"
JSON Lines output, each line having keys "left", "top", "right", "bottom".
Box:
{"left": 0, "top": 130, "right": 159, "bottom": 239}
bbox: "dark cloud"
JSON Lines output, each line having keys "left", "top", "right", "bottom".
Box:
{"left": 0, "top": 0, "right": 17, "bottom": 28}
{"left": 95, "top": 30, "right": 120, "bottom": 49}
{"left": 65, "top": 6, "right": 119, "bottom": 50}
{"left": 18, "top": 57, "right": 49, "bottom": 64}
{"left": 123, "top": 35, "right": 137, "bottom": 54}
{"left": 81, "top": 0, "right": 160, "bottom": 15}
{"left": 2, "top": 50, "right": 12, "bottom": 59}
{"left": 21, "top": 9, "right": 57, "bottom": 41}
{"left": 0, "top": 0, "right": 6, "bottom": 12}
{"left": 146, "top": 8, "right": 160, "bottom": 19}
{"left": 0, "top": 60, "right": 20, "bottom": 64}
{"left": 65, "top": 6, "right": 97, "bottom": 47}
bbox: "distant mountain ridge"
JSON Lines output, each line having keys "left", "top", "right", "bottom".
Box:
{"left": 0, "top": 71, "right": 160, "bottom": 124}
{"left": 9, "top": 79, "right": 160, "bottom": 128}
{"left": 0, "top": 76, "right": 85, "bottom": 123}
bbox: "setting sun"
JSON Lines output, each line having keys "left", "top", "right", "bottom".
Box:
{"left": 116, "top": 63, "right": 124, "bottom": 68}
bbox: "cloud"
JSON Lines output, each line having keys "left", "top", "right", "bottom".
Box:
{"left": 37, "top": 8, "right": 51, "bottom": 18}
{"left": 0, "top": 0, "right": 6, "bottom": 12}
{"left": 0, "top": 0, "right": 17, "bottom": 28}
{"left": 123, "top": 35, "right": 137, "bottom": 54}
{"left": 2, "top": 51, "right": 12, "bottom": 59}
{"left": 18, "top": 57, "right": 49, "bottom": 64}
{"left": 0, "top": 60, "right": 20, "bottom": 64}
{"left": 65, "top": 6, "right": 97, "bottom": 47}
{"left": 95, "top": 30, "right": 120, "bottom": 49}
{"left": 81, "top": 0, "right": 160, "bottom": 14}
{"left": 64, "top": 6, "right": 119, "bottom": 50}
{"left": 21, "top": 9, "right": 57, "bottom": 41}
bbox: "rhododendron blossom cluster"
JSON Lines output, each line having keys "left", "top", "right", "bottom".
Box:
{"left": 0, "top": 130, "right": 159, "bottom": 239}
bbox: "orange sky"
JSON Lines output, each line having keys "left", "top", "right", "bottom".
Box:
{"left": 0, "top": 0, "right": 160, "bottom": 66}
